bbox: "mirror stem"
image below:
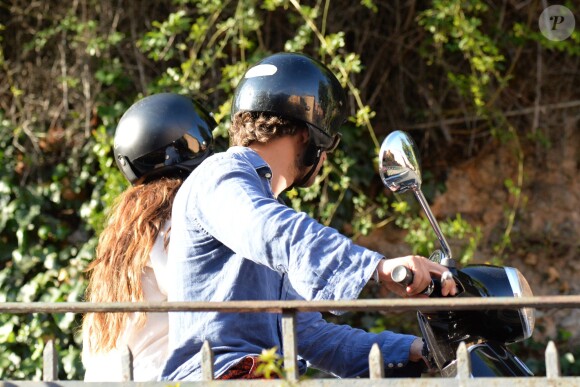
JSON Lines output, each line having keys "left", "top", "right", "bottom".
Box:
{"left": 412, "top": 188, "right": 453, "bottom": 262}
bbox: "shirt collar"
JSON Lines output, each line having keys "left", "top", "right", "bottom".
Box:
{"left": 227, "top": 146, "right": 272, "bottom": 179}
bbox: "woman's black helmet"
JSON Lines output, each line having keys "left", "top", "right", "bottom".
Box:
{"left": 232, "top": 52, "right": 347, "bottom": 153}
{"left": 114, "top": 93, "right": 216, "bottom": 185}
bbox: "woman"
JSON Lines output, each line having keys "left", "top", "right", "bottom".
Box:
{"left": 82, "top": 93, "right": 217, "bottom": 381}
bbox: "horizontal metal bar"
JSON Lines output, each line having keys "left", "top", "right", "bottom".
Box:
{"left": 2, "top": 378, "right": 580, "bottom": 386}
{"left": 0, "top": 296, "right": 579, "bottom": 314}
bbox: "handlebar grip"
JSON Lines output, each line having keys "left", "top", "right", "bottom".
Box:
{"left": 391, "top": 265, "right": 436, "bottom": 296}
{"left": 391, "top": 265, "right": 414, "bottom": 286}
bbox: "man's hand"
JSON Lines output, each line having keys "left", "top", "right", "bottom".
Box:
{"left": 409, "top": 337, "right": 425, "bottom": 362}
{"left": 409, "top": 337, "right": 436, "bottom": 373}
{"left": 375, "top": 256, "right": 458, "bottom": 297}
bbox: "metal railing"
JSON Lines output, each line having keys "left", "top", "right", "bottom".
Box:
{"left": 2, "top": 295, "right": 580, "bottom": 386}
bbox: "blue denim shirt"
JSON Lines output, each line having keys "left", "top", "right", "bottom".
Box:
{"left": 161, "top": 146, "right": 416, "bottom": 380}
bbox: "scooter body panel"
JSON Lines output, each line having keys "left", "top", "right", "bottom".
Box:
{"left": 468, "top": 342, "right": 534, "bottom": 377}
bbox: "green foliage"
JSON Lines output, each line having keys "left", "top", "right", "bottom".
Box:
{"left": 393, "top": 199, "right": 481, "bottom": 265}
{"left": 512, "top": 1, "right": 580, "bottom": 58}
{"left": 512, "top": 327, "right": 580, "bottom": 376}
{"left": 360, "top": 0, "right": 378, "bottom": 13}
{"left": 81, "top": 122, "right": 128, "bottom": 235}
{"left": 137, "top": 0, "right": 265, "bottom": 118}
{"left": 0, "top": 119, "right": 87, "bottom": 379}
{"left": 255, "top": 346, "right": 285, "bottom": 379}
{"left": 0, "top": 115, "right": 126, "bottom": 380}
{"left": 0, "top": 2, "right": 133, "bottom": 377}
{"left": 418, "top": 0, "right": 506, "bottom": 112}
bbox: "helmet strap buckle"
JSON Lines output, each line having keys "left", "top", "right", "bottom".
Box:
{"left": 288, "top": 140, "right": 322, "bottom": 190}
{"left": 117, "top": 156, "right": 139, "bottom": 185}
{"left": 301, "top": 139, "right": 320, "bottom": 167}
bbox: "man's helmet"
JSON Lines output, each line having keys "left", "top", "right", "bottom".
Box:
{"left": 114, "top": 93, "right": 216, "bottom": 185}
{"left": 232, "top": 52, "right": 347, "bottom": 153}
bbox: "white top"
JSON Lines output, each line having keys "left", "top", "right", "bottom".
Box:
{"left": 82, "top": 225, "right": 169, "bottom": 381}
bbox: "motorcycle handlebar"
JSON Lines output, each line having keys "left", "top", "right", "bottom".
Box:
{"left": 391, "top": 265, "right": 440, "bottom": 297}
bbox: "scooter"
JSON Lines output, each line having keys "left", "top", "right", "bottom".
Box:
{"left": 378, "top": 130, "right": 535, "bottom": 377}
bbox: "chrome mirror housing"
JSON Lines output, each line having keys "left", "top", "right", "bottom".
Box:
{"left": 379, "top": 130, "right": 422, "bottom": 193}
{"left": 378, "top": 130, "right": 455, "bottom": 265}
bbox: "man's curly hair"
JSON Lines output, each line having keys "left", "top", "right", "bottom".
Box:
{"left": 230, "top": 111, "right": 305, "bottom": 146}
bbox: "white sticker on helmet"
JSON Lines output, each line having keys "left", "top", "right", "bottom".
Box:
{"left": 245, "top": 64, "right": 277, "bottom": 78}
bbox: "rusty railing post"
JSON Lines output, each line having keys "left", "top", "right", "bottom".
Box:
{"left": 120, "top": 345, "right": 134, "bottom": 381}
{"left": 545, "top": 340, "right": 561, "bottom": 379}
{"left": 42, "top": 339, "right": 58, "bottom": 381}
{"left": 282, "top": 311, "right": 298, "bottom": 382}
{"left": 456, "top": 341, "right": 471, "bottom": 383}
{"left": 201, "top": 340, "right": 215, "bottom": 381}
{"left": 368, "top": 343, "right": 384, "bottom": 379}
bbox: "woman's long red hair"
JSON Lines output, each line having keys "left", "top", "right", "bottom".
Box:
{"left": 83, "top": 177, "right": 181, "bottom": 352}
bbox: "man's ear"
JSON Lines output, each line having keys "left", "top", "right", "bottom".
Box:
{"left": 299, "top": 127, "right": 310, "bottom": 144}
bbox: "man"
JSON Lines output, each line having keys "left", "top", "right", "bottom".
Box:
{"left": 161, "top": 52, "right": 456, "bottom": 380}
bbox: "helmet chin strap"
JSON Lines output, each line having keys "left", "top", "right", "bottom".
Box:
{"left": 288, "top": 139, "right": 322, "bottom": 189}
